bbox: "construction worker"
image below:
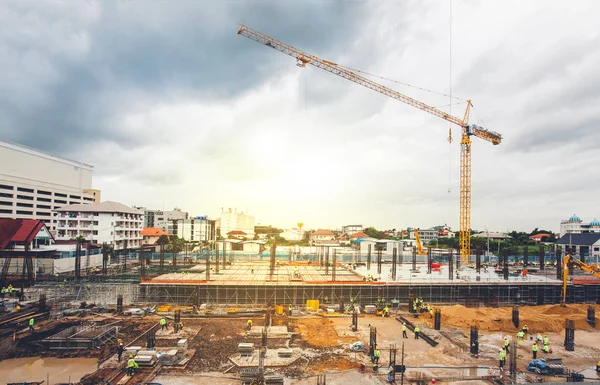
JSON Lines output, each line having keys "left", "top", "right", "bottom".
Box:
{"left": 251, "top": 265, "right": 255, "bottom": 274}
{"left": 517, "top": 330, "right": 524, "bottom": 340}
{"left": 402, "top": 323, "right": 408, "bottom": 338}
{"left": 324, "top": 296, "right": 329, "bottom": 303}
{"left": 542, "top": 344, "right": 550, "bottom": 354}
{"left": 429, "top": 307, "right": 434, "bottom": 319}
{"left": 178, "top": 321, "right": 183, "bottom": 333}
{"left": 1, "top": 286, "right": 5, "bottom": 298}
{"left": 596, "top": 359, "right": 600, "bottom": 372}
{"left": 543, "top": 335, "right": 549, "bottom": 346}
{"left": 288, "top": 304, "right": 292, "bottom": 316}
{"left": 383, "top": 305, "right": 389, "bottom": 318}
{"left": 414, "top": 325, "right": 420, "bottom": 340}
{"left": 499, "top": 349, "right": 506, "bottom": 368}
{"left": 532, "top": 341, "right": 538, "bottom": 359}
{"left": 126, "top": 355, "right": 138, "bottom": 376}
{"left": 8, "top": 284, "right": 13, "bottom": 296}
{"left": 247, "top": 319, "right": 253, "bottom": 331}
{"left": 522, "top": 324, "right": 529, "bottom": 334}
{"left": 117, "top": 342, "right": 125, "bottom": 362}
{"left": 28, "top": 316, "right": 34, "bottom": 332}
{"left": 412, "top": 302, "right": 417, "bottom": 313}
{"left": 536, "top": 333, "right": 543, "bottom": 342}
{"left": 159, "top": 317, "right": 167, "bottom": 330}
{"left": 373, "top": 346, "right": 381, "bottom": 364}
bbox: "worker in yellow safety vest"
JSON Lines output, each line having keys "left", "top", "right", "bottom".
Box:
{"left": 414, "top": 326, "right": 420, "bottom": 339}
{"left": 382, "top": 306, "right": 389, "bottom": 317}
{"left": 159, "top": 317, "right": 167, "bottom": 331}
{"left": 0, "top": 287, "right": 5, "bottom": 298}
{"left": 126, "top": 355, "right": 138, "bottom": 376}
{"left": 499, "top": 349, "right": 506, "bottom": 368}
{"left": 532, "top": 342, "right": 538, "bottom": 359}
{"left": 28, "top": 316, "right": 34, "bottom": 332}
{"left": 543, "top": 335, "right": 549, "bottom": 345}
{"left": 373, "top": 346, "right": 381, "bottom": 364}
{"left": 8, "top": 284, "right": 13, "bottom": 296}
{"left": 402, "top": 323, "right": 408, "bottom": 339}
{"left": 516, "top": 330, "right": 524, "bottom": 340}
{"left": 247, "top": 319, "right": 253, "bottom": 330}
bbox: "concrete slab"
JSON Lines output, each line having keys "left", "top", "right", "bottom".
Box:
{"left": 229, "top": 349, "right": 300, "bottom": 367}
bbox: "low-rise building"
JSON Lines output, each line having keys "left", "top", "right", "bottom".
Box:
{"left": 560, "top": 215, "right": 600, "bottom": 237}
{"left": 342, "top": 224, "right": 363, "bottom": 235}
{"left": 141, "top": 227, "right": 170, "bottom": 246}
{"left": 409, "top": 228, "right": 439, "bottom": 243}
{"left": 54, "top": 201, "right": 143, "bottom": 250}
{"left": 175, "top": 217, "right": 216, "bottom": 244}
{"left": 310, "top": 229, "right": 336, "bottom": 245}
{"left": 219, "top": 208, "right": 255, "bottom": 239}
{"left": 280, "top": 228, "right": 304, "bottom": 241}
{"left": 556, "top": 233, "right": 600, "bottom": 262}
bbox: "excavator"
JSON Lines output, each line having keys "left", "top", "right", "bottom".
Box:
{"left": 562, "top": 254, "right": 600, "bottom": 304}
{"left": 414, "top": 229, "right": 427, "bottom": 256}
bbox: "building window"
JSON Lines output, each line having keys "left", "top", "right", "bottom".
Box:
{"left": 0, "top": 192, "right": 13, "bottom": 198}
{"left": 16, "top": 195, "right": 34, "bottom": 200}
{"left": 0, "top": 201, "right": 12, "bottom": 206}
{"left": 93, "top": 221, "right": 98, "bottom": 225}
{"left": 70, "top": 195, "right": 81, "bottom": 199}
{"left": 84, "top": 197, "right": 94, "bottom": 201}
{"left": 0, "top": 184, "right": 13, "bottom": 190}
{"left": 37, "top": 212, "right": 51, "bottom": 216}
{"left": 55, "top": 193, "right": 67, "bottom": 198}
{"left": 17, "top": 202, "right": 34, "bottom": 208}
{"left": 595, "top": 247, "right": 599, "bottom": 252}
{"left": 16, "top": 210, "right": 33, "bottom": 215}
{"left": 69, "top": 201, "right": 78, "bottom": 204}
{"left": 55, "top": 199, "right": 67, "bottom": 204}
{"left": 0, "top": 209, "right": 12, "bottom": 214}
{"left": 17, "top": 187, "right": 34, "bottom": 193}
{"left": 38, "top": 197, "right": 51, "bottom": 202}
{"left": 93, "top": 230, "right": 98, "bottom": 235}
{"left": 37, "top": 190, "right": 51, "bottom": 195}
{"left": 36, "top": 204, "right": 51, "bottom": 209}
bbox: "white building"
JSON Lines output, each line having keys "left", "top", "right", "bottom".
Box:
{"left": 310, "top": 229, "right": 336, "bottom": 244}
{"left": 281, "top": 228, "right": 304, "bottom": 241}
{"left": 409, "top": 228, "right": 439, "bottom": 243}
{"left": 135, "top": 207, "right": 189, "bottom": 233}
{"left": 219, "top": 208, "right": 255, "bottom": 239}
{"left": 175, "top": 217, "right": 216, "bottom": 243}
{"left": 0, "top": 140, "right": 101, "bottom": 233}
{"left": 54, "top": 201, "right": 143, "bottom": 250}
{"left": 342, "top": 224, "right": 363, "bottom": 235}
{"left": 559, "top": 214, "right": 600, "bottom": 237}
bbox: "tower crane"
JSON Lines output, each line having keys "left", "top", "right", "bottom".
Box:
{"left": 237, "top": 25, "right": 503, "bottom": 266}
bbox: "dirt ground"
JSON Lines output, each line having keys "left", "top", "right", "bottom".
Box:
{"left": 295, "top": 317, "right": 356, "bottom": 347}
{"left": 437, "top": 303, "right": 599, "bottom": 332}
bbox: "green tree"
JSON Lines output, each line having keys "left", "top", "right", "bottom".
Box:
{"left": 157, "top": 234, "right": 170, "bottom": 246}
{"left": 364, "top": 227, "right": 382, "bottom": 239}
{"left": 168, "top": 235, "right": 185, "bottom": 253}
{"left": 71, "top": 235, "right": 86, "bottom": 243}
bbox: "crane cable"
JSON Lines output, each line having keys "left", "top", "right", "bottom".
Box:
{"left": 448, "top": 0, "right": 453, "bottom": 194}
{"left": 335, "top": 63, "right": 467, "bottom": 102}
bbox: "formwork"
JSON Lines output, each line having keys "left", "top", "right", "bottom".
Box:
{"left": 40, "top": 324, "right": 118, "bottom": 349}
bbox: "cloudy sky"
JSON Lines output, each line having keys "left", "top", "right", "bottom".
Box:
{"left": 1, "top": 1, "right": 599, "bottom": 232}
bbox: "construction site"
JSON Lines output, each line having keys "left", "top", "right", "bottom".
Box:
{"left": 1, "top": 18, "right": 599, "bottom": 385}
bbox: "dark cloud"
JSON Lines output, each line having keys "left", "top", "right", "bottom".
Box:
{"left": 0, "top": 1, "right": 370, "bottom": 152}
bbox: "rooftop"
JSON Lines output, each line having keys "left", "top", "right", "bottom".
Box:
{"left": 54, "top": 201, "right": 142, "bottom": 215}
{"left": 0, "top": 139, "right": 93, "bottom": 170}
{"left": 556, "top": 233, "right": 600, "bottom": 246}
{"left": 313, "top": 229, "right": 335, "bottom": 236}
{"left": 0, "top": 219, "right": 52, "bottom": 250}
{"left": 140, "top": 227, "right": 171, "bottom": 237}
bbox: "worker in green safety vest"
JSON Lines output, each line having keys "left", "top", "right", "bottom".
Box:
{"left": 517, "top": 330, "right": 524, "bottom": 340}
{"left": 543, "top": 335, "right": 549, "bottom": 345}
{"left": 28, "top": 316, "right": 34, "bottom": 332}
{"left": 0, "top": 287, "right": 5, "bottom": 298}
{"left": 414, "top": 325, "right": 420, "bottom": 339}
{"left": 126, "top": 355, "right": 138, "bottom": 376}
{"left": 499, "top": 349, "right": 506, "bottom": 368}
{"left": 373, "top": 346, "right": 381, "bottom": 364}
{"left": 8, "top": 284, "right": 13, "bottom": 296}
{"left": 402, "top": 323, "right": 408, "bottom": 338}
{"left": 159, "top": 317, "right": 167, "bottom": 331}
{"left": 383, "top": 306, "right": 389, "bottom": 318}
{"left": 532, "top": 341, "right": 538, "bottom": 359}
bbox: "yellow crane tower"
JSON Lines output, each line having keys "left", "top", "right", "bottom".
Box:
{"left": 237, "top": 25, "right": 503, "bottom": 266}
{"left": 414, "top": 229, "right": 427, "bottom": 256}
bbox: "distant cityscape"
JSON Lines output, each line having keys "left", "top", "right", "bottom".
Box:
{"left": 1, "top": 139, "right": 600, "bottom": 261}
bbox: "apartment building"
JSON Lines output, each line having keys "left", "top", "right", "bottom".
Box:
{"left": 0, "top": 140, "right": 100, "bottom": 233}
{"left": 175, "top": 216, "right": 217, "bottom": 244}
{"left": 54, "top": 201, "right": 143, "bottom": 250}
{"left": 219, "top": 208, "right": 255, "bottom": 239}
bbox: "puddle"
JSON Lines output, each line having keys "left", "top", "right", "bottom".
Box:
{"left": 0, "top": 356, "right": 97, "bottom": 384}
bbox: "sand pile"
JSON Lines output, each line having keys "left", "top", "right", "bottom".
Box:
{"left": 310, "top": 357, "right": 360, "bottom": 373}
{"left": 436, "top": 304, "right": 598, "bottom": 333}
{"left": 297, "top": 318, "right": 355, "bottom": 347}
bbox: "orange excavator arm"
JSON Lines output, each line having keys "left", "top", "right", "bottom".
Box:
{"left": 562, "top": 254, "right": 600, "bottom": 303}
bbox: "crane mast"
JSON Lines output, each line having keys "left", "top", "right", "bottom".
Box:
{"left": 237, "top": 24, "right": 502, "bottom": 266}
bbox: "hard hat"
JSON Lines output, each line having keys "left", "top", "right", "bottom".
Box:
{"left": 376, "top": 347, "right": 379, "bottom": 350}
{"left": 120, "top": 342, "right": 123, "bottom": 345}
{"left": 533, "top": 341, "right": 537, "bottom": 344}
{"left": 29, "top": 316, "right": 32, "bottom": 319}
{"left": 403, "top": 322, "right": 406, "bottom": 325}
{"left": 129, "top": 355, "right": 133, "bottom": 358}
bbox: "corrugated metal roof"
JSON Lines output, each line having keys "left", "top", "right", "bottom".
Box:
{"left": 556, "top": 233, "right": 600, "bottom": 246}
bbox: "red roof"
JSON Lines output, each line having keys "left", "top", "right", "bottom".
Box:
{"left": 529, "top": 234, "right": 551, "bottom": 239}
{"left": 141, "top": 227, "right": 170, "bottom": 237}
{"left": 350, "top": 231, "right": 369, "bottom": 239}
{"left": 0, "top": 219, "right": 48, "bottom": 250}
{"left": 228, "top": 230, "right": 247, "bottom": 235}
{"left": 313, "top": 229, "right": 335, "bottom": 236}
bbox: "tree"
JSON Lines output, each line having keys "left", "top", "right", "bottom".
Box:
{"left": 157, "top": 235, "right": 170, "bottom": 246}
{"left": 168, "top": 235, "right": 185, "bottom": 253}
{"left": 71, "top": 235, "right": 86, "bottom": 243}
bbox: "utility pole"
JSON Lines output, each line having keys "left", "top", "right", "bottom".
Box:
{"left": 400, "top": 341, "right": 405, "bottom": 385}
